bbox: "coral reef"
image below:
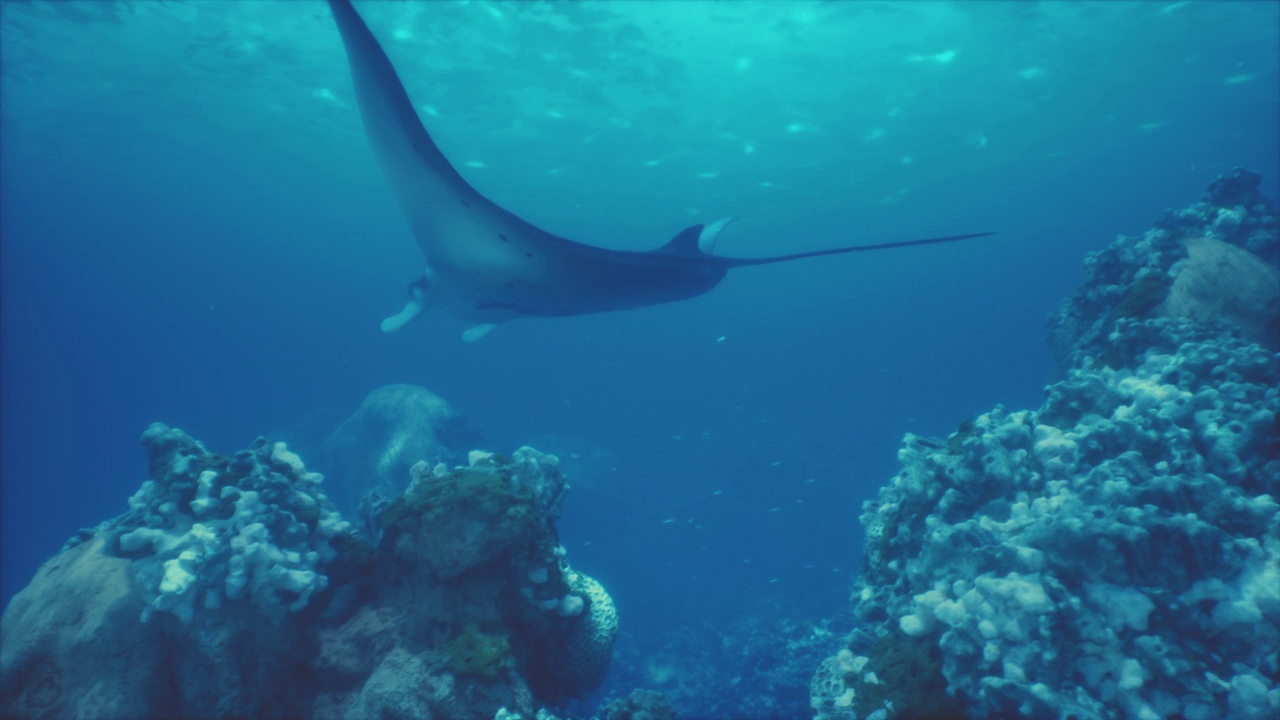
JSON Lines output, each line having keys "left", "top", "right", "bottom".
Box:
{"left": 815, "top": 170, "right": 1280, "bottom": 720}
{"left": 353, "top": 447, "right": 618, "bottom": 711}
{"left": 1, "top": 406, "right": 619, "bottom": 719}
{"left": 524, "top": 569, "right": 620, "bottom": 705}
{"left": 114, "top": 424, "right": 350, "bottom": 623}
{"left": 2, "top": 425, "right": 348, "bottom": 718}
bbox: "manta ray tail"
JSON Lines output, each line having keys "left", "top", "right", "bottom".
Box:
{"left": 720, "top": 231, "right": 996, "bottom": 267}
{"left": 381, "top": 276, "right": 430, "bottom": 332}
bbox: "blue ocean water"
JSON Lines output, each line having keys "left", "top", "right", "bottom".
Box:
{"left": 1, "top": 0, "right": 1276, "bottom": 698}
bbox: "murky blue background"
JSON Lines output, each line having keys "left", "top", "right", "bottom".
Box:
{"left": 3, "top": 0, "right": 1277, "bottom": 650}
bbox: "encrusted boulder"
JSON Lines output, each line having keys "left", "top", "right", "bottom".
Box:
{"left": 0, "top": 535, "right": 167, "bottom": 718}
{"left": 1048, "top": 167, "right": 1280, "bottom": 370}
{"left": 1156, "top": 235, "right": 1279, "bottom": 342}
{"left": 381, "top": 449, "right": 567, "bottom": 580}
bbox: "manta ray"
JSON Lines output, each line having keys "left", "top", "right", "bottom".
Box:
{"left": 328, "top": 0, "right": 991, "bottom": 341}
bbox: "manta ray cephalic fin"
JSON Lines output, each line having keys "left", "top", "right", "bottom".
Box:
{"left": 462, "top": 324, "right": 497, "bottom": 342}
